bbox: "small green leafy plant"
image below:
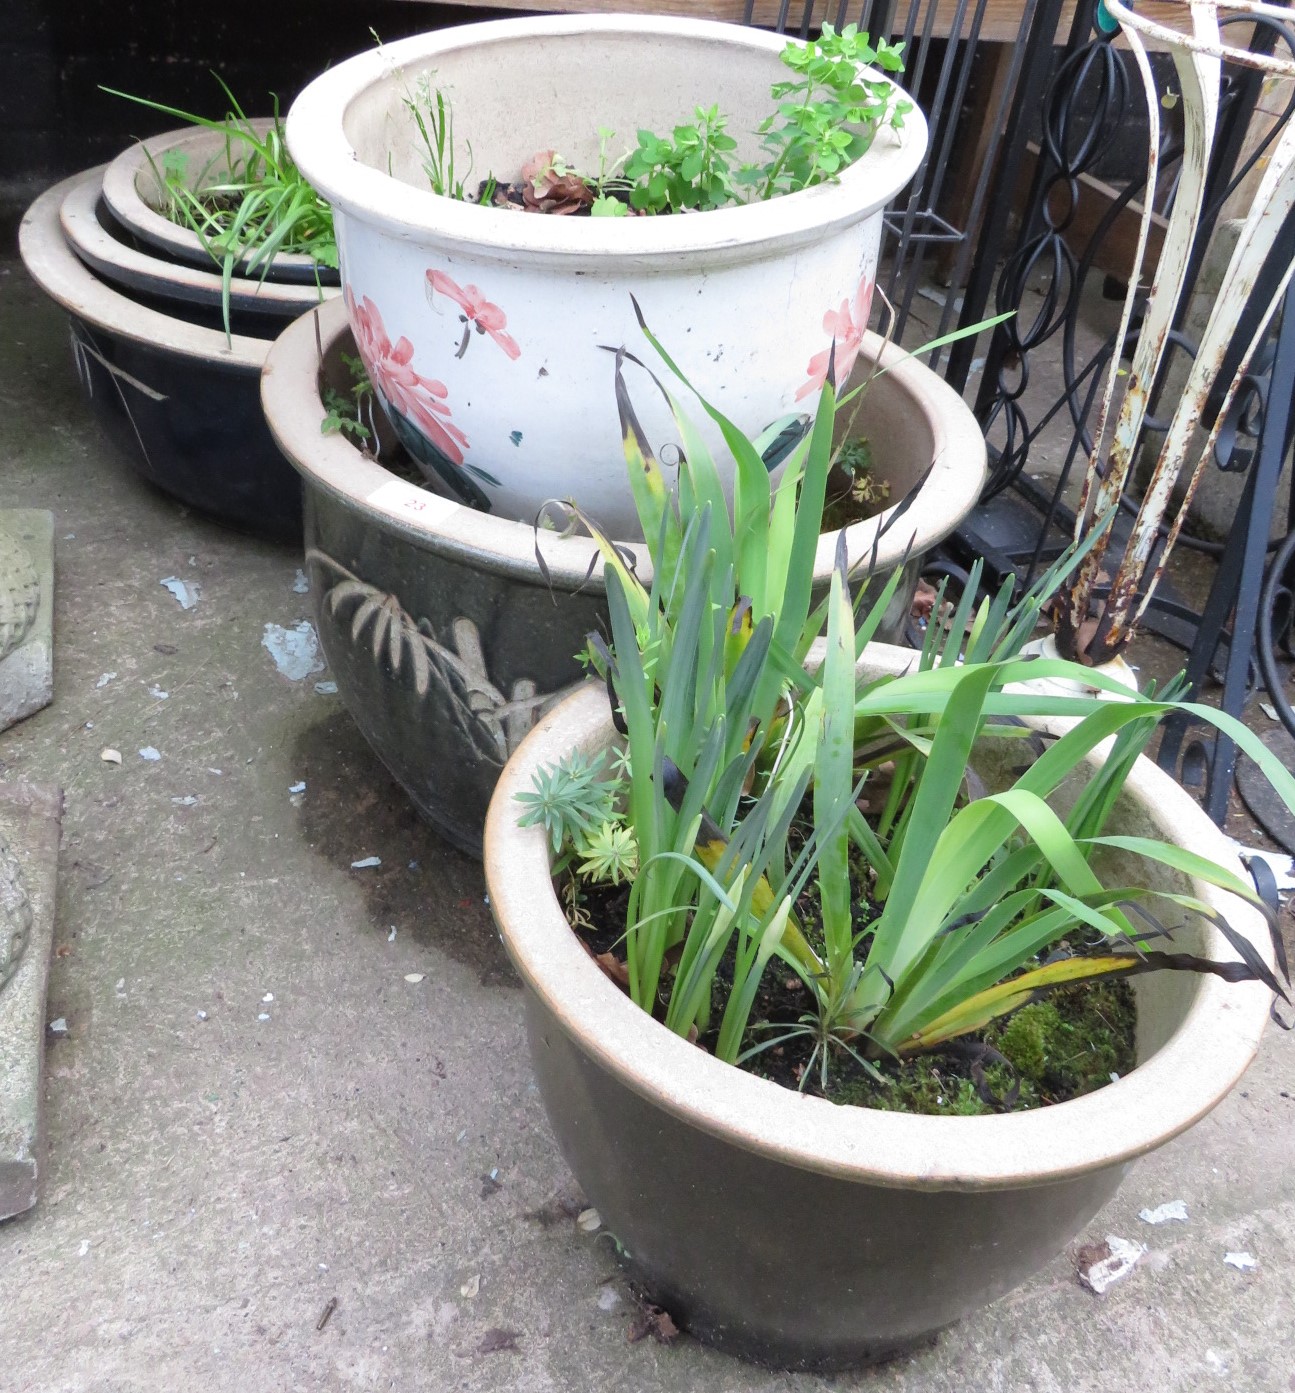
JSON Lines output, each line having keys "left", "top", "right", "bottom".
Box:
{"left": 418, "top": 23, "right": 912, "bottom": 219}
{"left": 823, "top": 436, "right": 890, "bottom": 529}
{"left": 623, "top": 105, "right": 741, "bottom": 214}
{"left": 101, "top": 77, "right": 336, "bottom": 337}
{"left": 747, "top": 22, "right": 911, "bottom": 200}
{"left": 321, "top": 351, "right": 378, "bottom": 450}
{"left": 517, "top": 304, "right": 1292, "bottom": 1104}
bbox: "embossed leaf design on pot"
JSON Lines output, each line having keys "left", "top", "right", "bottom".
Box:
{"left": 309, "top": 550, "right": 577, "bottom": 764}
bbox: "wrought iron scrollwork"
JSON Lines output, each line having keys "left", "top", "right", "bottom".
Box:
{"left": 953, "top": 0, "right": 1295, "bottom": 834}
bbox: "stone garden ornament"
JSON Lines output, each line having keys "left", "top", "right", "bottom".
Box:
{"left": 0, "top": 512, "right": 53, "bottom": 733}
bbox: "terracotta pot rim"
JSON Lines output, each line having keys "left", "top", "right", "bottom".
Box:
{"left": 19, "top": 171, "right": 270, "bottom": 371}
{"left": 483, "top": 663, "right": 1275, "bottom": 1191}
{"left": 59, "top": 170, "right": 334, "bottom": 315}
{"left": 286, "top": 14, "right": 928, "bottom": 267}
{"left": 261, "top": 294, "right": 986, "bottom": 588}
{"left": 100, "top": 121, "right": 329, "bottom": 278}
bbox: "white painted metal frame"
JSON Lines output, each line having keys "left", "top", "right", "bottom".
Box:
{"left": 1062, "top": 0, "right": 1295, "bottom": 662}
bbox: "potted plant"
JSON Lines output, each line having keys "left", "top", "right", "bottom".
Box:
{"left": 285, "top": 16, "right": 926, "bottom": 534}
{"left": 59, "top": 169, "right": 333, "bottom": 340}
{"left": 481, "top": 321, "right": 1292, "bottom": 1367}
{"left": 99, "top": 78, "right": 339, "bottom": 285}
{"left": 49, "top": 80, "right": 340, "bottom": 345}
{"left": 19, "top": 172, "right": 304, "bottom": 540}
{"left": 100, "top": 119, "right": 336, "bottom": 288}
{"left": 260, "top": 293, "right": 986, "bottom": 853}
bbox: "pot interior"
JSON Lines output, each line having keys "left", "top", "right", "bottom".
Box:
{"left": 836, "top": 361, "right": 934, "bottom": 507}
{"left": 130, "top": 123, "right": 276, "bottom": 215}
{"left": 343, "top": 29, "right": 789, "bottom": 194}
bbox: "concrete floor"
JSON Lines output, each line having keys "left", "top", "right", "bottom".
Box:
{"left": 1, "top": 253, "right": 1293, "bottom": 1393}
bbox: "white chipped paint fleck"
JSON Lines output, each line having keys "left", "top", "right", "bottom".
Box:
{"left": 261, "top": 622, "right": 325, "bottom": 681}
{"left": 1138, "top": 1200, "right": 1188, "bottom": 1225}
{"left": 160, "top": 577, "right": 200, "bottom": 610}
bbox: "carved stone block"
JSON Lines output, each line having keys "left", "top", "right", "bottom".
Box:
{"left": 0, "top": 511, "right": 54, "bottom": 733}
{"left": 0, "top": 783, "right": 62, "bottom": 1221}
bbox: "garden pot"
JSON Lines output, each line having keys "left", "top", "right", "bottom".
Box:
{"left": 19, "top": 170, "right": 302, "bottom": 541}
{"left": 261, "top": 294, "right": 984, "bottom": 855}
{"left": 100, "top": 122, "right": 341, "bottom": 287}
{"left": 285, "top": 15, "right": 928, "bottom": 535}
{"left": 482, "top": 659, "right": 1275, "bottom": 1369}
{"left": 1013, "top": 634, "right": 1140, "bottom": 696}
{"left": 60, "top": 173, "right": 334, "bottom": 332}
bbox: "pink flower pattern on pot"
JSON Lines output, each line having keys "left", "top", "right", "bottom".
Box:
{"left": 345, "top": 287, "right": 470, "bottom": 467}
{"left": 795, "top": 275, "right": 875, "bottom": 402}
{"left": 426, "top": 270, "right": 522, "bottom": 361}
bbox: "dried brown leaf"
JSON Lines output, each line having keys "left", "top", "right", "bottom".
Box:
{"left": 910, "top": 578, "right": 938, "bottom": 622}
{"left": 627, "top": 1303, "right": 679, "bottom": 1345}
{"left": 476, "top": 1327, "right": 521, "bottom": 1355}
{"left": 520, "top": 149, "right": 557, "bottom": 185}
{"left": 594, "top": 950, "right": 631, "bottom": 991}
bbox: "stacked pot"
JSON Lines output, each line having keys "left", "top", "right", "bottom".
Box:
{"left": 19, "top": 123, "right": 338, "bottom": 539}
{"left": 20, "top": 15, "right": 988, "bottom": 854}
{"left": 256, "top": 15, "right": 992, "bottom": 853}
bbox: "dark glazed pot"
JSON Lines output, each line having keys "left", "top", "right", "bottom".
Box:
{"left": 483, "top": 673, "right": 1275, "bottom": 1369}
{"left": 300, "top": 485, "right": 603, "bottom": 855}
{"left": 262, "top": 296, "right": 986, "bottom": 855}
{"left": 60, "top": 174, "right": 333, "bottom": 331}
{"left": 19, "top": 171, "right": 302, "bottom": 542}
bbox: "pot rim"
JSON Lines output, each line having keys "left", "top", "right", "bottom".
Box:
{"left": 60, "top": 171, "right": 334, "bottom": 315}
{"left": 100, "top": 121, "right": 329, "bottom": 277}
{"left": 261, "top": 293, "right": 986, "bottom": 587}
{"left": 483, "top": 662, "right": 1276, "bottom": 1191}
{"left": 285, "top": 14, "right": 928, "bottom": 267}
{"left": 20, "top": 170, "right": 269, "bottom": 370}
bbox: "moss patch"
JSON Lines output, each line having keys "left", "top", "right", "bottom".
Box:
{"left": 772, "top": 978, "right": 1137, "bottom": 1116}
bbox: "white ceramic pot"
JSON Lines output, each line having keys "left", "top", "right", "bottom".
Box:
{"left": 261, "top": 294, "right": 986, "bottom": 852}
{"left": 286, "top": 15, "right": 928, "bottom": 534}
{"left": 1013, "top": 633, "right": 1140, "bottom": 695}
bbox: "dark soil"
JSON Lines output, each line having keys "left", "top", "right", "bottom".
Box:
{"left": 563, "top": 872, "right": 1136, "bottom": 1117}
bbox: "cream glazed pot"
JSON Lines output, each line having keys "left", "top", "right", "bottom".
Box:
{"left": 285, "top": 15, "right": 928, "bottom": 535}
{"left": 483, "top": 652, "right": 1277, "bottom": 1369}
